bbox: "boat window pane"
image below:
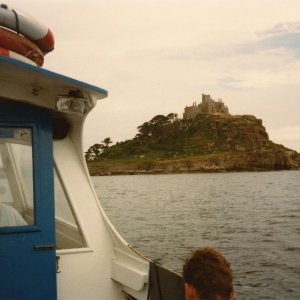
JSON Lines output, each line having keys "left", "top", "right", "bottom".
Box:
{"left": 0, "top": 128, "right": 33, "bottom": 227}
{"left": 54, "top": 168, "right": 86, "bottom": 249}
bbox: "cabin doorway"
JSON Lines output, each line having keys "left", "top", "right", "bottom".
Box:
{"left": 0, "top": 102, "right": 56, "bottom": 300}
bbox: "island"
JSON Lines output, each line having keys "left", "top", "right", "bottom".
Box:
{"left": 86, "top": 94, "right": 300, "bottom": 175}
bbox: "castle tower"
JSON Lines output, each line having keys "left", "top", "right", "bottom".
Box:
{"left": 202, "top": 94, "right": 212, "bottom": 104}
{"left": 183, "top": 93, "right": 230, "bottom": 119}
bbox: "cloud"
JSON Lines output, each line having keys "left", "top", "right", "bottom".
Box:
{"left": 125, "top": 30, "right": 300, "bottom": 64}
{"left": 258, "top": 22, "right": 300, "bottom": 37}
{"left": 255, "top": 32, "right": 300, "bottom": 57}
{"left": 215, "top": 77, "right": 251, "bottom": 90}
{"left": 128, "top": 19, "right": 300, "bottom": 62}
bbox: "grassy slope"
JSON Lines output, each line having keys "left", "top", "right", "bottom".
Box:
{"left": 87, "top": 114, "right": 299, "bottom": 174}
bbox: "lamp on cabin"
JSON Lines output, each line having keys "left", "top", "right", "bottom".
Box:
{"left": 56, "top": 93, "right": 88, "bottom": 115}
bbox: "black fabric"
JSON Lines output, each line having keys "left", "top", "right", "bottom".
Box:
{"left": 147, "top": 261, "right": 185, "bottom": 300}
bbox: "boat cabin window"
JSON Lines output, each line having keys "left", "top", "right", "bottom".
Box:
{"left": 54, "top": 168, "right": 86, "bottom": 249}
{"left": 0, "top": 127, "right": 34, "bottom": 227}
{"left": 0, "top": 126, "right": 85, "bottom": 248}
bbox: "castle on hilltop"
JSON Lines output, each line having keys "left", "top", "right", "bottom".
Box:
{"left": 183, "top": 94, "right": 229, "bottom": 119}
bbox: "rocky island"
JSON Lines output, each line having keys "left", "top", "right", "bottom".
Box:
{"left": 86, "top": 94, "right": 300, "bottom": 175}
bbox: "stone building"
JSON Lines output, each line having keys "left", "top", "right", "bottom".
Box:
{"left": 183, "top": 94, "right": 229, "bottom": 119}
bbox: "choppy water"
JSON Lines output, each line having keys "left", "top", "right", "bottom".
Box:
{"left": 91, "top": 171, "right": 300, "bottom": 299}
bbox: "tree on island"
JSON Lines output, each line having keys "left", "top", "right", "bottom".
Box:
{"left": 102, "top": 137, "right": 113, "bottom": 148}
{"left": 136, "top": 113, "right": 179, "bottom": 143}
{"left": 85, "top": 113, "right": 180, "bottom": 161}
{"left": 85, "top": 137, "right": 113, "bottom": 161}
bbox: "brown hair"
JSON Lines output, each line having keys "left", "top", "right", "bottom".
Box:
{"left": 183, "top": 248, "right": 233, "bottom": 300}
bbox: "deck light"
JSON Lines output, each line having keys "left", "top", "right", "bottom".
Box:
{"left": 56, "top": 95, "right": 88, "bottom": 115}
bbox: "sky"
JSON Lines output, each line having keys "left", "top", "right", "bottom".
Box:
{"left": 8, "top": 0, "right": 300, "bottom": 151}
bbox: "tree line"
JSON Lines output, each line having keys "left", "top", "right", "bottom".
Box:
{"left": 85, "top": 113, "right": 181, "bottom": 161}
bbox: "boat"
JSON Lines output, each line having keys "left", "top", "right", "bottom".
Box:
{"left": 0, "top": 12, "right": 184, "bottom": 299}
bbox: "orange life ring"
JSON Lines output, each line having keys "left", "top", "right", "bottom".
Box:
{"left": 0, "top": 4, "right": 54, "bottom": 54}
{"left": 0, "top": 27, "right": 44, "bottom": 66}
{"left": 0, "top": 47, "right": 35, "bottom": 65}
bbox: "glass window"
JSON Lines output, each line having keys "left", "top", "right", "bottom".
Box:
{"left": 54, "top": 168, "right": 86, "bottom": 249}
{"left": 0, "top": 126, "right": 86, "bottom": 247}
{"left": 0, "top": 127, "right": 33, "bottom": 227}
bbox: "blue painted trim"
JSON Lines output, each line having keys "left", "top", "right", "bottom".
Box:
{"left": 0, "top": 225, "right": 41, "bottom": 234}
{"left": 0, "top": 55, "right": 108, "bottom": 96}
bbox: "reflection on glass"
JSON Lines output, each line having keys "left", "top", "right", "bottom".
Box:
{"left": 54, "top": 168, "right": 86, "bottom": 249}
{"left": 0, "top": 127, "right": 33, "bottom": 227}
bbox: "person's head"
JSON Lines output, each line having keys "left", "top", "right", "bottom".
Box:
{"left": 183, "top": 247, "right": 234, "bottom": 300}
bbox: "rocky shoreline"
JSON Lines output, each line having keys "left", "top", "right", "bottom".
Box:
{"left": 88, "top": 150, "right": 300, "bottom": 176}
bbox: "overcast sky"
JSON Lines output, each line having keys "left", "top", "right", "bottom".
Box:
{"left": 9, "top": 0, "right": 300, "bottom": 151}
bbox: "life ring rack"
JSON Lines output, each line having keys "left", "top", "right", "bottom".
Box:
{"left": 0, "top": 27, "right": 44, "bottom": 66}
{"left": 0, "top": 47, "right": 35, "bottom": 65}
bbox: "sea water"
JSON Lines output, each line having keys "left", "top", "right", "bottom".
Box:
{"left": 91, "top": 171, "right": 300, "bottom": 299}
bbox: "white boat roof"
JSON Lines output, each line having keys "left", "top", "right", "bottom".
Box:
{"left": 0, "top": 55, "right": 108, "bottom": 113}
